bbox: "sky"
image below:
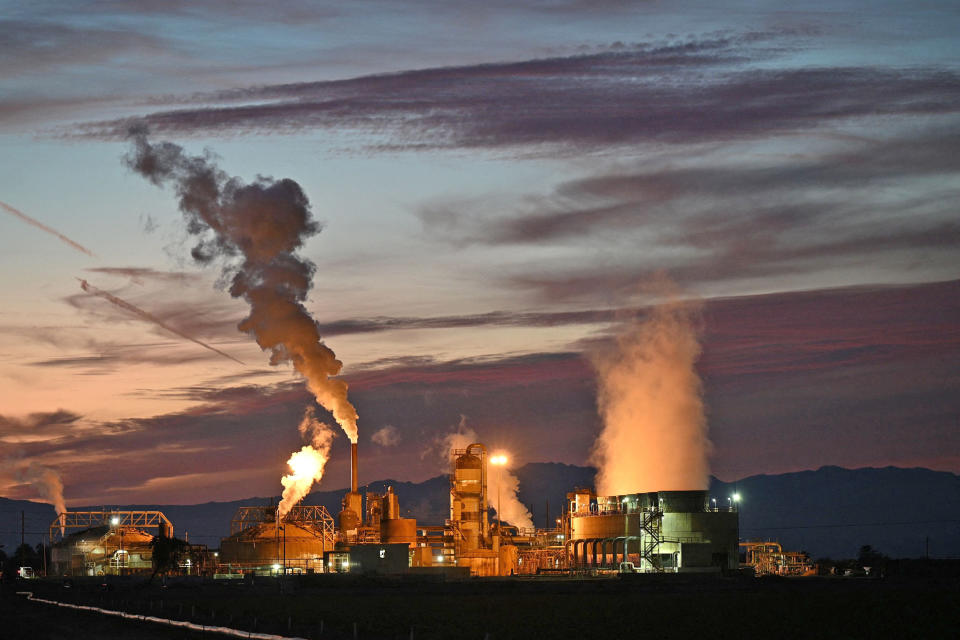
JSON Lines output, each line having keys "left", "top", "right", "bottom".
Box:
{"left": 1, "top": 0, "right": 958, "bottom": 507}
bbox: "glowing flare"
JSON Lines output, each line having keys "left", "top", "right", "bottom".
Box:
{"left": 278, "top": 406, "right": 336, "bottom": 519}
{"left": 279, "top": 445, "right": 329, "bottom": 517}
{"left": 288, "top": 447, "right": 324, "bottom": 478}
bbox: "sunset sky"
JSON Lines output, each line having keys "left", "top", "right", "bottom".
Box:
{"left": 1, "top": 0, "right": 958, "bottom": 507}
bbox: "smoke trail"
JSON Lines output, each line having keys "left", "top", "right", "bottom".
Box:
{"left": 17, "top": 461, "right": 67, "bottom": 515}
{"left": 278, "top": 407, "right": 336, "bottom": 518}
{"left": 78, "top": 278, "right": 244, "bottom": 365}
{"left": 123, "top": 127, "right": 359, "bottom": 442}
{"left": 1, "top": 199, "right": 97, "bottom": 257}
{"left": 487, "top": 455, "right": 534, "bottom": 531}
{"left": 590, "top": 292, "right": 709, "bottom": 495}
{"left": 423, "top": 414, "right": 475, "bottom": 464}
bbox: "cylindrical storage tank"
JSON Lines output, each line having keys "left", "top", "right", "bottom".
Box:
{"left": 499, "top": 544, "right": 519, "bottom": 575}
{"left": 569, "top": 514, "right": 641, "bottom": 540}
{"left": 384, "top": 488, "right": 400, "bottom": 520}
{"left": 658, "top": 490, "right": 708, "bottom": 513}
{"left": 381, "top": 518, "right": 417, "bottom": 545}
{"left": 221, "top": 522, "right": 329, "bottom": 568}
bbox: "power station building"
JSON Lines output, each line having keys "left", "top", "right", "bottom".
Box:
{"left": 49, "top": 441, "right": 739, "bottom": 577}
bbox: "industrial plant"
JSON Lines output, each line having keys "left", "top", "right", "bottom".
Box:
{"left": 42, "top": 439, "right": 801, "bottom": 578}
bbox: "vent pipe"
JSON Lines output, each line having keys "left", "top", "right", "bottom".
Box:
{"left": 351, "top": 442, "right": 358, "bottom": 493}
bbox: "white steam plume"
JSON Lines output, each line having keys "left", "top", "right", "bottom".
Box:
{"left": 124, "top": 126, "right": 359, "bottom": 442}
{"left": 16, "top": 461, "right": 67, "bottom": 516}
{"left": 371, "top": 425, "right": 400, "bottom": 447}
{"left": 278, "top": 406, "right": 336, "bottom": 519}
{"left": 430, "top": 416, "right": 533, "bottom": 530}
{"left": 423, "top": 414, "right": 475, "bottom": 464}
{"left": 487, "top": 455, "right": 534, "bottom": 531}
{"left": 590, "top": 291, "right": 709, "bottom": 495}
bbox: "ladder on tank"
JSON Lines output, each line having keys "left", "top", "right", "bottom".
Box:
{"left": 640, "top": 508, "right": 664, "bottom": 573}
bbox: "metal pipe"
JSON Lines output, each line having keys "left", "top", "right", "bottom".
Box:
{"left": 351, "top": 442, "right": 358, "bottom": 493}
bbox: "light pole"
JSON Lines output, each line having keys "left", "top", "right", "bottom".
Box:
{"left": 489, "top": 454, "right": 508, "bottom": 576}
{"left": 732, "top": 493, "right": 742, "bottom": 537}
{"left": 490, "top": 455, "right": 508, "bottom": 533}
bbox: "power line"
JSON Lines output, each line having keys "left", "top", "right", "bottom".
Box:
{"left": 742, "top": 518, "right": 960, "bottom": 531}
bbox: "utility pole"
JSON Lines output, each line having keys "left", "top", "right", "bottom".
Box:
{"left": 21, "top": 510, "right": 25, "bottom": 547}
{"left": 545, "top": 499, "right": 550, "bottom": 531}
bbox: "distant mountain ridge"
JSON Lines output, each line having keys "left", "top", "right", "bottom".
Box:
{"left": 2, "top": 465, "right": 957, "bottom": 560}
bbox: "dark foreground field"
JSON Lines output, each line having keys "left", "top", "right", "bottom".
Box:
{"left": 3, "top": 573, "right": 959, "bottom": 640}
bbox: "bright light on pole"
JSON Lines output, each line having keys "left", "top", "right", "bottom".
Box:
{"left": 111, "top": 516, "right": 119, "bottom": 526}
{"left": 490, "top": 454, "right": 508, "bottom": 548}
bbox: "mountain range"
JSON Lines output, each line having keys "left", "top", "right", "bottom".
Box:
{"left": 3, "top": 465, "right": 957, "bottom": 560}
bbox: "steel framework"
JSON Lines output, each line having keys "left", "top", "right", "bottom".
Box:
{"left": 229, "top": 505, "right": 335, "bottom": 547}
{"left": 49, "top": 510, "right": 173, "bottom": 543}
{"left": 640, "top": 508, "right": 664, "bottom": 572}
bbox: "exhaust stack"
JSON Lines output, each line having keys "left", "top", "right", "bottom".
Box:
{"left": 351, "top": 442, "right": 358, "bottom": 493}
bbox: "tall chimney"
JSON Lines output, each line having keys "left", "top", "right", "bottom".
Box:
{"left": 351, "top": 442, "right": 358, "bottom": 493}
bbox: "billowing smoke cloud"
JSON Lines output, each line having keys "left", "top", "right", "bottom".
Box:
{"left": 78, "top": 278, "right": 244, "bottom": 365}
{"left": 428, "top": 416, "right": 533, "bottom": 530}
{"left": 124, "top": 126, "right": 359, "bottom": 442}
{"left": 371, "top": 424, "right": 400, "bottom": 447}
{"left": 14, "top": 461, "right": 67, "bottom": 515}
{"left": 590, "top": 292, "right": 709, "bottom": 495}
{"left": 278, "top": 406, "right": 336, "bottom": 518}
{"left": 1, "top": 199, "right": 97, "bottom": 257}
{"left": 487, "top": 455, "right": 534, "bottom": 531}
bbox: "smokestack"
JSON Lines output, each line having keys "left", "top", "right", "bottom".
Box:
{"left": 351, "top": 442, "right": 358, "bottom": 493}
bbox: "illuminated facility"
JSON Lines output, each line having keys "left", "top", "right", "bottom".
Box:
{"left": 48, "top": 441, "right": 747, "bottom": 577}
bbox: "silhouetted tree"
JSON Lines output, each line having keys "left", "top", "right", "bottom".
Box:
{"left": 13, "top": 543, "right": 40, "bottom": 569}
{"left": 149, "top": 535, "right": 188, "bottom": 584}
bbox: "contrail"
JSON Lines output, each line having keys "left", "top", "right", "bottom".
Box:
{"left": 77, "top": 278, "right": 245, "bottom": 366}
{"left": 1, "top": 200, "right": 97, "bottom": 257}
